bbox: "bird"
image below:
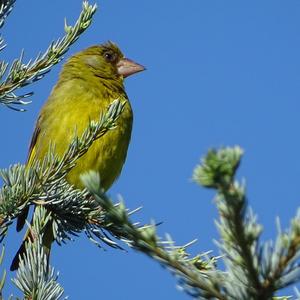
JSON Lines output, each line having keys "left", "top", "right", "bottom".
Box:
{"left": 10, "top": 41, "right": 145, "bottom": 270}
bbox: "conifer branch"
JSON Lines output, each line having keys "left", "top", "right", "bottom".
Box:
{"left": 12, "top": 206, "right": 65, "bottom": 300}
{"left": 193, "top": 147, "right": 300, "bottom": 299}
{"left": 0, "top": 1, "right": 97, "bottom": 111}
{"left": 261, "top": 211, "right": 300, "bottom": 292}
{"left": 82, "top": 172, "right": 227, "bottom": 300}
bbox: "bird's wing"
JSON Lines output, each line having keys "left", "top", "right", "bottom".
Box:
{"left": 26, "top": 115, "right": 42, "bottom": 166}
{"left": 16, "top": 116, "right": 42, "bottom": 232}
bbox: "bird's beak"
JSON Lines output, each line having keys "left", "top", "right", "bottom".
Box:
{"left": 117, "top": 58, "right": 145, "bottom": 78}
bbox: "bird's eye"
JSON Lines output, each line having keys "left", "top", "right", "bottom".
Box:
{"left": 104, "top": 51, "right": 116, "bottom": 62}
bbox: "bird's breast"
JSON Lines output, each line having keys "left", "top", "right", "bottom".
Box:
{"left": 33, "top": 78, "right": 133, "bottom": 191}
{"left": 66, "top": 98, "right": 133, "bottom": 191}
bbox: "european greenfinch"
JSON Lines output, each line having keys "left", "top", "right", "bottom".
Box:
{"left": 10, "top": 41, "right": 145, "bottom": 270}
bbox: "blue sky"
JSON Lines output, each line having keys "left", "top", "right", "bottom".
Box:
{"left": 1, "top": 0, "right": 300, "bottom": 299}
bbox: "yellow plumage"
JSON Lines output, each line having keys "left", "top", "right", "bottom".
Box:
{"left": 11, "top": 41, "right": 144, "bottom": 270}
{"left": 28, "top": 76, "right": 133, "bottom": 190}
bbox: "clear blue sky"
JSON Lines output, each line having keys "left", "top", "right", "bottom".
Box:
{"left": 1, "top": 0, "right": 300, "bottom": 298}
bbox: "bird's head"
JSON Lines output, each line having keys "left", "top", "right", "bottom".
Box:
{"left": 69, "top": 41, "right": 145, "bottom": 82}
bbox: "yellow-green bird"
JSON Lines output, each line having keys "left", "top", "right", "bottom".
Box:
{"left": 10, "top": 41, "right": 145, "bottom": 270}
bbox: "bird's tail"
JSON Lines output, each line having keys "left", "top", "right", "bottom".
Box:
{"left": 10, "top": 235, "right": 28, "bottom": 271}
{"left": 10, "top": 220, "right": 53, "bottom": 271}
{"left": 16, "top": 206, "right": 30, "bottom": 232}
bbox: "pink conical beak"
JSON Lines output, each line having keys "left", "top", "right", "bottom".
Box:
{"left": 117, "top": 58, "right": 145, "bottom": 78}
